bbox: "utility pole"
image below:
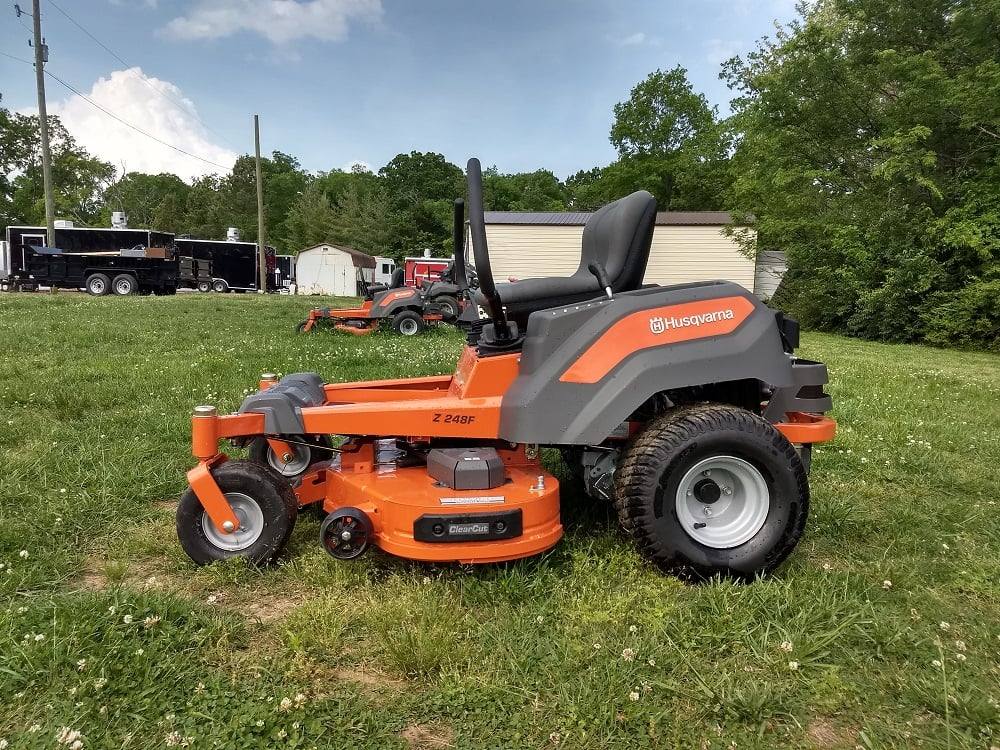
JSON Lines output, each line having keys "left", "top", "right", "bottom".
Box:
{"left": 29, "top": 0, "right": 56, "bottom": 247}
{"left": 253, "top": 114, "right": 267, "bottom": 293}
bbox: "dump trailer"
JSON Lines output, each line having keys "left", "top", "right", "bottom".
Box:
{"left": 173, "top": 238, "right": 277, "bottom": 293}
{"left": 2, "top": 225, "right": 190, "bottom": 294}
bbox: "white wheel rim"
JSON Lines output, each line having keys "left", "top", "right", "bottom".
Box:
{"left": 200, "top": 493, "right": 264, "bottom": 551}
{"left": 675, "top": 455, "right": 770, "bottom": 549}
{"left": 400, "top": 318, "right": 419, "bottom": 335}
{"left": 266, "top": 442, "right": 310, "bottom": 476}
{"left": 115, "top": 279, "right": 131, "bottom": 294}
{"left": 90, "top": 279, "right": 105, "bottom": 293}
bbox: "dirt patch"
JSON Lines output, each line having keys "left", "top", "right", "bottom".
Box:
{"left": 334, "top": 666, "right": 405, "bottom": 691}
{"left": 76, "top": 557, "right": 108, "bottom": 591}
{"left": 806, "top": 718, "right": 857, "bottom": 748}
{"left": 401, "top": 723, "right": 454, "bottom": 749}
{"left": 237, "top": 593, "right": 304, "bottom": 623}
{"left": 153, "top": 499, "right": 179, "bottom": 512}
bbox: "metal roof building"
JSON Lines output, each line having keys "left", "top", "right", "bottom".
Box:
{"left": 481, "top": 210, "right": 776, "bottom": 295}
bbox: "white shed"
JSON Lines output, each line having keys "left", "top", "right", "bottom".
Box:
{"left": 481, "top": 211, "right": 776, "bottom": 295}
{"left": 295, "top": 244, "right": 375, "bottom": 296}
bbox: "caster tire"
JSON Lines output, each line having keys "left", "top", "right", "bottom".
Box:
{"left": 614, "top": 404, "right": 809, "bottom": 580}
{"left": 176, "top": 460, "right": 298, "bottom": 566}
{"left": 392, "top": 310, "right": 425, "bottom": 336}
{"left": 248, "top": 434, "right": 332, "bottom": 479}
{"left": 320, "top": 507, "right": 373, "bottom": 560}
{"left": 296, "top": 320, "right": 310, "bottom": 334}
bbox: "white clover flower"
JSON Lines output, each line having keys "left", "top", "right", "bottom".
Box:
{"left": 94, "top": 677, "right": 107, "bottom": 689}
{"left": 206, "top": 594, "right": 219, "bottom": 604}
{"left": 955, "top": 640, "right": 966, "bottom": 651}
{"left": 628, "top": 690, "right": 640, "bottom": 702}
{"left": 56, "top": 727, "right": 82, "bottom": 745}
{"left": 788, "top": 661, "right": 799, "bottom": 670}
{"left": 629, "top": 625, "right": 637, "bottom": 634}
{"left": 144, "top": 615, "right": 161, "bottom": 629}
{"left": 122, "top": 614, "right": 134, "bottom": 624}
{"left": 549, "top": 731, "right": 561, "bottom": 743}
{"left": 939, "top": 622, "right": 950, "bottom": 631}
{"left": 33, "top": 633, "right": 45, "bottom": 642}
{"left": 0, "top": 738, "right": 7, "bottom": 749}
{"left": 19, "top": 550, "right": 28, "bottom": 559}
{"left": 165, "top": 732, "right": 182, "bottom": 747}
{"left": 294, "top": 693, "right": 307, "bottom": 707}
{"left": 134, "top": 648, "right": 144, "bottom": 656}
{"left": 882, "top": 580, "right": 893, "bottom": 589}
{"left": 70, "top": 742, "right": 83, "bottom": 750}
{"left": 593, "top": 643, "right": 601, "bottom": 650}
{"left": 647, "top": 658, "right": 656, "bottom": 666}
{"left": 279, "top": 697, "right": 293, "bottom": 711}
{"left": 29, "top": 724, "right": 41, "bottom": 733}
{"left": 780, "top": 641, "right": 793, "bottom": 653}
{"left": 955, "top": 653, "right": 966, "bottom": 662}
{"left": 621, "top": 648, "right": 635, "bottom": 662}
{"left": 77, "top": 659, "right": 87, "bottom": 671}
{"left": 822, "top": 563, "right": 832, "bottom": 571}
{"left": 536, "top": 615, "right": 544, "bottom": 624}
{"left": 932, "top": 659, "right": 942, "bottom": 668}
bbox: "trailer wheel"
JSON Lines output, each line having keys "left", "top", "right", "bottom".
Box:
{"left": 85, "top": 273, "right": 111, "bottom": 296}
{"left": 392, "top": 310, "right": 425, "bottom": 336}
{"left": 249, "top": 434, "right": 332, "bottom": 479}
{"left": 613, "top": 404, "right": 808, "bottom": 580}
{"left": 112, "top": 273, "right": 138, "bottom": 296}
{"left": 212, "top": 279, "right": 229, "bottom": 293}
{"left": 176, "top": 460, "right": 297, "bottom": 566}
{"left": 197, "top": 281, "right": 211, "bottom": 293}
{"left": 433, "top": 295, "right": 459, "bottom": 321}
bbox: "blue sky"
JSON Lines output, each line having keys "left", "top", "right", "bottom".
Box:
{"left": 1, "top": 0, "right": 798, "bottom": 181}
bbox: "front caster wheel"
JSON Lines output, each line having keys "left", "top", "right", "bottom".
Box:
{"left": 614, "top": 404, "right": 808, "bottom": 581}
{"left": 176, "top": 460, "right": 298, "bottom": 566}
{"left": 248, "top": 434, "right": 331, "bottom": 479}
{"left": 320, "top": 507, "right": 373, "bottom": 560}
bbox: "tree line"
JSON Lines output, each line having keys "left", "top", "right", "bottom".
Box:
{"left": 2, "top": 0, "right": 997, "bottom": 350}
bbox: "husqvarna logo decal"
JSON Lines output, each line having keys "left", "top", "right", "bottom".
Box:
{"left": 561, "top": 295, "right": 756, "bottom": 384}
{"left": 649, "top": 308, "right": 736, "bottom": 334}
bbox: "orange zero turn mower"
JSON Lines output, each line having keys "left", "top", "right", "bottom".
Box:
{"left": 176, "top": 158, "right": 836, "bottom": 579}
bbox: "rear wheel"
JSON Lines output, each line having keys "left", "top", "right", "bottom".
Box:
{"left": 85, "top": 273, "right": 111, "bottom": 296}
{"left": 433, "top": 295, "right": 459, "bottom": 320}
{"left": 212, "top": 279, "right": 228, "bottom": 293}
{"left": 392, "top": 310, "right": 425, "bottom": 336}
{"left": 614, "top": 404, "right": 808, "bottom": 580}
{"left": 176, "top": 460, "right": 297, "bottom": 566}
{"left": 112, "top": 273, "right": 138, "bottom": 296}
{"left": 197, "top": 281, "right": 211, "bottom": 293}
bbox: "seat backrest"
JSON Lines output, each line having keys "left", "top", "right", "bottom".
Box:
{"left": 576, "top": 190, "right": 656, "bottom": 292}
{"left": 389, "top": 267, "right": 405, "bottom": 289}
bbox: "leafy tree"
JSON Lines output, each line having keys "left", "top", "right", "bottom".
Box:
{"left": 2, "top": 108, "right": 115, "bottom": 227}
{"left": 283, "top": 181, "right": 337, "bottom": 252}
{"left": 379, "top": 151, "right": 464, "bottom": 253}
{"left": 483, "top": 168, "right": 568, "bottom": 211}
{"left": 610, "top": 66, "right": 730, "bottom": 210}
{"left": 329, "top": 182, "right": 398, "bottom": 259}
{"left": 101, "top": 172, "right": 191, "bottom": 229}
{"left": 725, "top": 0, "right": 1000, "bottom": 349}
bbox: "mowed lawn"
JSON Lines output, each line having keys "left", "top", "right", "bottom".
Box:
{"left": 1, "top": 292, "right": 998, "bottom": 750}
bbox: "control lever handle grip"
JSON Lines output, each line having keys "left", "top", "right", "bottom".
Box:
{"left": 587, "top": 261, "right": 613, "bottom": 299}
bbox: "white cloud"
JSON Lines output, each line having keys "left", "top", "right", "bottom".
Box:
{"left": 619, "top": 32, "right": 647, "bottom": 46}
{"left": 163, "top": 0, "right": 382, "bottom": 45}
{"left": 47, "top": 67, "right": 237, "bottom": 181}
{"left": 343, "top": 159, "right": 372, "bottom": 173}
{"left": 705, "top": 38, "right": 742, "bottom": 67}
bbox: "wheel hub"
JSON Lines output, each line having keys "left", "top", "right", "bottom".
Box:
{"left": 200, "top": 493, "right": 264, "bottom": 551}
{"left": 266, "top": 442, "right": 310, "bottom": 476}
{"left": 675, "top": 456, "right": 770, "bottom": 549}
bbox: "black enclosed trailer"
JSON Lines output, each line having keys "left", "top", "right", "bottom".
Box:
{"left": 173, "top": 238, "right": 277, "bottom": 293}
{"left": 276, "top": 255, "right": 295, "bottom": 291}
{"left": 1, "top": 225, "right": 194, "bottom": 294}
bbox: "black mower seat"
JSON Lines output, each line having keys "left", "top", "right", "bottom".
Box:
{"left": 481, "top": 190, "right": 656, "bottom": 322}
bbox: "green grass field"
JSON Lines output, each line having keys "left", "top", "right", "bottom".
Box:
{"left": 1, "top": 292, "right": 998, "bottom": 749}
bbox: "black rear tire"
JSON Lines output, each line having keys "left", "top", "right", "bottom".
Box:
{"left": 614, "top": 404, "right": 808, "bottom": 580}
{"left": 296, "top": 320, "right": 309, "bottom": 334}
{"left": 197, "top": 281, "right": 211, "bottom": 293}
{"left": 392, "top": 310, "right": 425, "bottom": 336}
{"left": 85, "top": 273, "right": 111, "bottom": 296}
{"left": 433, "top": 295, "right": 459, "bottom": 321}
{"left": 112, "top": 273, "right": 138, "bottom": 296}
{"left": 212, "top": 279, "right": 228, "bottom": 293}
{"left": 176, "top": 460, "right": 298, "bottom": 566}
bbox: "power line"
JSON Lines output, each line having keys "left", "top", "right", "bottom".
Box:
{"left": 44, "top": 0, "right": 241, "bottom": 151}
{"left": 43, "top": 68, "right": 235, "bottom": 170}
{"left": 1, "top": 49, "right": 234, "bottom": 171}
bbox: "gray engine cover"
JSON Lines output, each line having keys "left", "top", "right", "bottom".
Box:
{"left": 499, "top": 281, "right": 800, "bottom": 445}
